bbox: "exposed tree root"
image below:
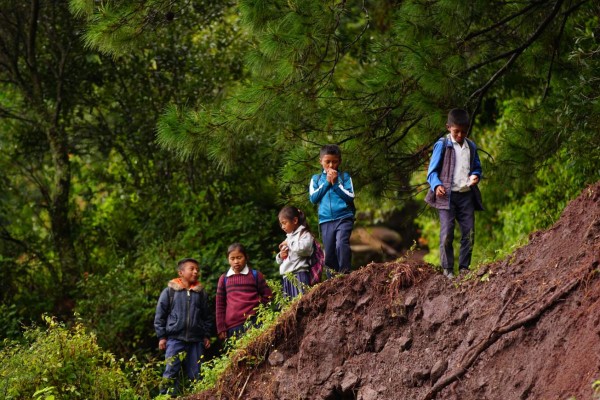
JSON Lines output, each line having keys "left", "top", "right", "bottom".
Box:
{"left": 422, "top": 261, "right": 597, "bottom": 400}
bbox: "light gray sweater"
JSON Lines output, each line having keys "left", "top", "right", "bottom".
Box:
{"left": 275, "top": 225, "right": 314, "bottom": 275}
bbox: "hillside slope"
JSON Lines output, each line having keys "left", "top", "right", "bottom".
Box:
{"left": 192, "top": 182, "right": 600, "bottom": 400}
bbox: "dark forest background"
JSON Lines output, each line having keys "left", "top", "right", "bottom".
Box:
{"left": 0, "top": 0, "right": 598, "bottom": 397}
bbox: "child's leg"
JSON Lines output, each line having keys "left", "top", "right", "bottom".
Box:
{"left": 182, "top": 341, "right": 204, "bottom": 381}
{"left": 438, "top": 207, "right": 456, "bottom": 272}
{"left": 162, "top": 338, "right": 185, "bottom": 394}
{"left": 454, "top": 192, "right": 475, "bottom": 270}
{"left": 321, "top": 221, "right": 339, "bottom": 276}
{"left": 335, "top": 218, "right": 354, "bottom": 274}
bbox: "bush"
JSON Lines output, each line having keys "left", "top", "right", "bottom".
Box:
{"left": 0, "top": 316, "right": 157, "bottom": 400}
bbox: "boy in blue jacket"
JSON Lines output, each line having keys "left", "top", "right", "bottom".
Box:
{"left": 425, "top": 109, "right": 484, "bottom": 279}
{"left": 154, "top": 258, "right": 213, "bottom": 395}
{"left": 309, "top": 144, "right": 356, "bottom": 276}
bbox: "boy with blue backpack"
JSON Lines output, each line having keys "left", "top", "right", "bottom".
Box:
{"left": 425, "top": 109, "right": 484, "bottom": 278}
{"left": 154, "top": 258, "right": 213, "bottom": 395}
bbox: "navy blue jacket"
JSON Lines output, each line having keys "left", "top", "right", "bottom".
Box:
{"left": 154, "top": 279, "right": 213, "bottom": 342}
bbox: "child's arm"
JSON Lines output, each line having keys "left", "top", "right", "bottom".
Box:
{"left": 215, "top": 275, "right": 228, "bottom": 338}
{"left": 309, "top": 174, "right": 330, "bottom": 204}
{"left": 470, "top": 143, "right": 483, "bottom": 179}
{"left": 276, "top": 241, "right": 288, "bottom": 263}
{"left": 199, "top": 289, "right": 214, "bottom": 345}
{"left": 256, "top": 271, "right": 273, "bottom": 303}
{"left": 427, "top": 140, "right": 445, "bottom": 191}
{"left": 331, "top": 172, "right": 355, "bottom": 205}
{"left": 153, "top": 288, "right": 169, "bottom": 349}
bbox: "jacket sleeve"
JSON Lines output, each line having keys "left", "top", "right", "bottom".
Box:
{"left": 154, "top": 288, "right": 169, "bottom": 339}
{"left": 200, "top": 289, "right": 214, "bottom": 338}
{"left": 256, "top": 271, "right": 273, "bottom": 304}
{"left": 288, "top": 230, "right": 314, "bottom": 258}
{"left": 470, "top": 142, "right": 482, "bottom": 178}
{"left": 309, "top": 174, "right": 330, "bottom": 204}
{"left": 215, "top": 275, "right": 227, "bottom": 334}
{"left": 331, "top": 172, "right": 355, "bottom": 205}
{"left": 427, "top": 139, "right": 445, "bottom": 190}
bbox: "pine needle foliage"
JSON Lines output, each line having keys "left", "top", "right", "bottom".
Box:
{"left": 77, "top": 0, "right": 599, "bottom": 222}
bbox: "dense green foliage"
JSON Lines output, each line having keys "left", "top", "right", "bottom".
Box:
{"left": 0, "top": 316, "right": 161, "bottom": 399}
{"left": 0, "top": 0, "right": 598, "bottom": 395}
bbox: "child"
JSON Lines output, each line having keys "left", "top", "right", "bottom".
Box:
{"left": 309, "top": 144, "right": 356, "bottom": 276}
{"left": 154, "top": 258, "right": 213, "bottom": 395}
{"left": 215, "top": 243, "right": 272, "bottom": 339}
{"left": 276, "top": 206, "right": 314, "bottom": 298}
{"left": 425, "top": 108, "right": 484, "bottom": 279}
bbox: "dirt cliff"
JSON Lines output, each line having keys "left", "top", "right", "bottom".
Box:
{"left": 192, "top": 182, "right": 600, "bottom": 400}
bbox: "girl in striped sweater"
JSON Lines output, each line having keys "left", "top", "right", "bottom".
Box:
{"left": 216, "top": 243, "right": 272, "bottom": 340}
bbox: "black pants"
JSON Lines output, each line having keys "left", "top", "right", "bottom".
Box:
{"left": 438, "top": 191, "right": 475, "bottom": 271}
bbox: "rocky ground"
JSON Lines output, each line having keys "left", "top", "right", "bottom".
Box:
{"left": 190, "top": 181, "right": 600, "bottom": 400}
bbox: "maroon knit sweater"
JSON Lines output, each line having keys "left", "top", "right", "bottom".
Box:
{"left": 215, "top": 270, "right": 272, "bottom": 334}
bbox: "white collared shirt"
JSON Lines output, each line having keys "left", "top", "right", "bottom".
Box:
{"left": 226, "top": 265, "right": 249, "bottom": 277}
{"left": 450, "top": 134, "right": 471, "bottom": 192}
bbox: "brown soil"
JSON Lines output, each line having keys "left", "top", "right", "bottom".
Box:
{"left": 191, "top": 182, "right": 600, "bottom": 400}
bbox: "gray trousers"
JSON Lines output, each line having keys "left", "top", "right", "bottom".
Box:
{"left": 438, "top": 191, "right": 475, "bottom": 271}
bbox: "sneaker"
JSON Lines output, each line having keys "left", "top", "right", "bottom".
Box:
{"left": 443, "top": 269, "right": 454, "bottom": 279}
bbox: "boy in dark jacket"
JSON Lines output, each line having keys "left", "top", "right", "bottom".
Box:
{"left": 154, "top": 258, "right": 213, "bottom": 395}
{"left": 425, "top": 109, "right": 484, "bottom": 279}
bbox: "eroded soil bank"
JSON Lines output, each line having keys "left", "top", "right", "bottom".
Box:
{"left": 191, "top": 182, "right": 600, "bottom": 400}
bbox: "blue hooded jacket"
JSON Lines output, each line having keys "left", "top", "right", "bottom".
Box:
{"left": 309, "top": 170, "right": 355, "bottom": 224}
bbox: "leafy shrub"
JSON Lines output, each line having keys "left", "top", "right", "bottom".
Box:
{"left": 0, "top": 316, "right": 159, "bottom": 400}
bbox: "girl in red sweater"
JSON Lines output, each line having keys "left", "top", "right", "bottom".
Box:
{"left": 215, "top": 243, "right": 272, "bottom": 339}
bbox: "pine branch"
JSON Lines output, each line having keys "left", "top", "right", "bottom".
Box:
{"left": 468, "top": 0, "right": 566, "bottom": 124}
{"left": 461, "top": 0, "right": 546, "bottom": 43}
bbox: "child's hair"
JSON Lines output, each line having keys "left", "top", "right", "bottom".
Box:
{"left": 278, "top": 206, "right": 311, "bottom": 234}
{"left": 447, "top": 108, "right": 470, "bottom": 127}
{"left": 227, "top": 243, "right": 248, "bottom": 261}
{"left": 177, "top": 258, "right": 200, "bottom": 271}
{"left": 319, "top": 144, "right": 342, "bottom": 159}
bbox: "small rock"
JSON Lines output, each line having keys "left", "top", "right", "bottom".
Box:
{"left": 404, "top": 293, "right": 418, "bottom": 307}
{"left": 371, "top": 315, "right": 385, "bottom": 331}
{"left": 430, "top": 359, "right": 448, "bottom": 383}
{"left": 413, "top": 368, "right": 430, "bottom": 381}
{"left": 453, "top": 309, "right": 469, "bottom": 324}
{"left": 466, "top": 330, "right": 476, "bottom": 345}
{"left": 357, "top": 386, "right": 378, "bottom": 400}
{"left": 374, "top": 334, "right": 388, "bottom": 352}
{"left": 398, "top": 336, "right": 413, "bottom": 351}
{"left": 268, "top": 350, "right": 285, "bottom": 366}
{"left": 340, "top": 371, "right": 360, "bottom": 392}
{"left": 355, "top": 294, "right": 372, "bottom": 309}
